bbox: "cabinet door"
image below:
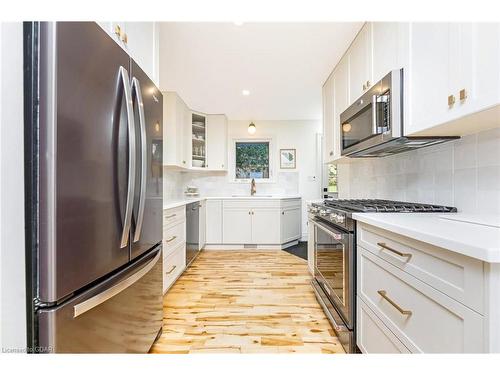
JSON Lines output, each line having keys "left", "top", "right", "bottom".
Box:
{"left": 280, "top": 207, "right": 301, "bottom": 244}
{"left": 206, "top": 114, "right": 228, "bottom": 170}
{"left": 407, "top": 23, "right": 452, "bottom": 135}
{"left": 223, "top": 208, "right": 252, "bottom": 244}
{"left": 183, "top": 107, "right": 192, "bottom": 168}
{"left": 451, "top": 23, "right": 500, "bottom": 119}
{"left": 124, "top": 22, "right": 157, "bottom": 85}
{"left": 163, "top": 92, "right": 185, "bottom": 167}
{"left": 198, "top": 200, "right": 206, "bottom": 250}
{"left": 349, "top": 23, "right": 372, "bottom": 104}
{"left": 252, "top": 209, "right": 281, "bottom": 244}
{"left": 372, "top": 22, "right": 410, "bottom": 83}
{"left": 206, "top": 200, "right": 223, "bottom": 244}
{"left": 333, "top": 55, "right": 349, "bottom": 160}
{"left": 322, "top": 75, "right": 335, "bottom": 163}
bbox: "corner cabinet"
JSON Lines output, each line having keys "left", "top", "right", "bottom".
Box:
{"left": 206, "top": 114, "right": 228, "bottom": 171}
{"left": 96, "top": 22, "right": 159, "bottom": 85}
{"left": 162, "top": 92, "right": 228, "bottom": 171}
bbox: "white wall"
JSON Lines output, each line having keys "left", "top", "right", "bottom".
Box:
{"left": 0, "top": 22, "right": 27, "bottom": 350}
{"left": 337, "top": 127, "right": 500, "bottom": 214}
{"left": 164, "top": 119, "right": 322, "bottom": 239}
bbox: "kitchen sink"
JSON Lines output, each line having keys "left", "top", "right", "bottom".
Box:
{"left": 231, "top": 194, "right": 274, "bottom": 198}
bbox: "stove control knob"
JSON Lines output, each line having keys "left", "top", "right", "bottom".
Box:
{"left": 329, "top": 213, "right": 336, "bottom": 221}
{"left": 320, "top": 210, "right": 327, "bottom": 216}
{"left": 336, "top": 215, "right": 345, "bottom": 224}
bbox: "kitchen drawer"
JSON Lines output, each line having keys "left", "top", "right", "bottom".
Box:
{"left": 280, "top": 198, "right": 301, "bottom": 209}
{"left": 163, "top": 220, "right": 185, "bottom": 257}
{"left": 358, "top": 247, "right": 484, "bottom": 353}
{"left": 357, "top": 297, "right": 410, "bottom": 353}
{"left": 223, "top": 199, "right": 281, "bottom": 209}
{"left": 163, "top": 205, "right": 186, "bottom": 228}
{"left": 163, "top": 243, "right": 186, "bottom": 294}
{"left": 357, "top": 223, "right": 484, "bottom": 313}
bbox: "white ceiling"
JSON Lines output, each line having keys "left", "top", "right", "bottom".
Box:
{"left": 158, "top": 22, "right": 363, "bottom": 120}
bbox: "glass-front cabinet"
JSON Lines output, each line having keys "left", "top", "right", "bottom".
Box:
{"left": 191, "top": 112, "right": 206, "bottom": 168}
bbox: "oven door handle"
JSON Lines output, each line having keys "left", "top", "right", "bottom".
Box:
{"left": 312, "top": 219, "right": 350, "bottom": 243}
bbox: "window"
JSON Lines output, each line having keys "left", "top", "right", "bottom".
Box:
{"left": 235, "top": 141, "right": 270, "bottom": 180}
{"left": 327, "top": 164, "right": 338, "bottom": 193}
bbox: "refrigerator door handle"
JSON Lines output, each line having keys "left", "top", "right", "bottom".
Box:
{"left": 73, "top": 248, "right": 161, "bottom": 318}
{"left": 119, "top": 66, "right": 136, "bottom": 248}
{"left": 131, "top": 77, "right": 147, "bottom": 243}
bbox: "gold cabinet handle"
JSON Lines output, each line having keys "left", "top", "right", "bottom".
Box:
{"left": 377, "top": 242, "right": 412, "bottom": 260}
{"left": 377, "top": 290, "right": 412, "bottom": 316}
{"left": 459, "top": 89, "right": 467, "bottom": 101}
{"left": 114, "top": 25, "right": 121, "bottom": 37}
{"left": 165, "top": 265, "right": 177, "bottom": 275}
{"left": 366, "top": 80, "right": 371, "bottom": 88}
{"left": 329, "top": 151, "right": 334, "bottom": 156}
{"left": 448, "top": 94, "right": 456, "bottom": 106}
{"left": 165, "top": 213, "right": 177, "bottom": 219}
{"left": 166, "top": 235, "right": 177, "bottom": 243}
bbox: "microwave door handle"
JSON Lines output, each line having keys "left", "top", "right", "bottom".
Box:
{"left": 119, "top": 66, "right": 136, "bottom": 249}
{"left": 372, "top": 94, "right": 378, "bottom": 135}
{"left": 131, "top": 77, "right": 147, "bottom": 243}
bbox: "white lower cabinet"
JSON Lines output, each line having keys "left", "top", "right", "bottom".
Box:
{"left": 206, "top": 199, "right": 223, "bottom": 243}
{"left": 218, "top": 198, "right": 301, "bottom": 247}
{"left": 252, "top": 208, "right": 281, "bottom": 244}
{"left": 357, "top": 297, "right": 410, "bottom": 353}
{"left": 357, "top": 241, "right": 484, "bottom": 353}
{"left": 163, "top": 206, "right": 187, "bottom": 294}
{"left": 163, "top": 243, "right": 186, "bottom": 294}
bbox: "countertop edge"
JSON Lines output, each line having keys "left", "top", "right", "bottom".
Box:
{"left": 352, "top": 213, "right": 500, "bottom": 263}
{"left": 163, "top": 196, "right": 302, "bottom": 210}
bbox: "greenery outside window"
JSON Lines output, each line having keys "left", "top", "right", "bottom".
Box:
{"left": 234, "top": 141, "right": 271, "bottom": 180}
{"left": 327, "top": 164, "right": 338, "bottom": 193}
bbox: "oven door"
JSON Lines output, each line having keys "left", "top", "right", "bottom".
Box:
{"left": 313, "top": 219, "right": 354, "bottom": 329}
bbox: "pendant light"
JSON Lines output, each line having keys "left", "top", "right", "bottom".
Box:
{"left": 248, "top": 122, "right": 256, "bottom": 135}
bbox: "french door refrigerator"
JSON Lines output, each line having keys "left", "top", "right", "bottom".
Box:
{"left": 25, "top": 22, "right": 164, "bottom": 353}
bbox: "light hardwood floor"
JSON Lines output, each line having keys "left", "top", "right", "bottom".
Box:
{"left": 150, "top": 250, "right": 345, "bottom": 354}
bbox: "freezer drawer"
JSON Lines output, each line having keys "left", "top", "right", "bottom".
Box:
{"left": 38, "top": 246, "right": 163, "bottom": 353}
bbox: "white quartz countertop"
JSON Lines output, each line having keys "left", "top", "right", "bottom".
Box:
{"left": 163, "top": 195, "right": 302, "bottom": 210}
{"left": 352, "top": 212, "right": 500, "bottom": 263}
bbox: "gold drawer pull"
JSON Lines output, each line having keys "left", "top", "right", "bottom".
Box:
{"left": 448, "top": 94, "right": 456, "bottom": 106}
{"left": 165, "top": 214, "right": 177, "bottom": 219}
{"left": 166, "top": 235, "right": 177, "bottom": 243}
{"left": 459, "top": 88, "right": 467, "bottom": 101}
{"left": 377, "top": 242, "right": 412, "bottom": 260}
{"left": 165, "top": 265, "right": 177, "bottom": 275}
{"left": 377, "top": 290, "right": 412, "bottom": 316}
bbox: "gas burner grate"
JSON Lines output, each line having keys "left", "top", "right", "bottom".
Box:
{"left": 323, "top": 199, "right": 457, "bottom": 213}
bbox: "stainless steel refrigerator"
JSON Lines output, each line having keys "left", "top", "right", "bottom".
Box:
{"left": 26, "top": 22, "right": 164, "bottom": 353}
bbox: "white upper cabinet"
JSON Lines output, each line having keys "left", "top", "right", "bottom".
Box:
{"left": 372, "top": 22, "right": 410, "bottom": 83}
{"left": 322, "top": 75, "right": 335, "bottom": 163}
{"left": 163, "top": 92, "right": 189, "bottom": 167}
{"left": 407, "top": 22, "right": 500, "bottom": 135}
{"left": 348, "top": 23, "right": 373, "bottom": 104}
{"left": 206, "top": 114, "right": 228, "bottom": 171}
{"left": 95, "top": 22, "right": 159, "bottom": 85}
{"left": 407, "top": 23, "right": 452, "bottom": 135}
{"left": 332, "top": 55, "right": 349, "bottom": 161}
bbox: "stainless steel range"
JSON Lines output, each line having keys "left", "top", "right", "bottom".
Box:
{"left": 308, "top": 199, "right": 457, "bottom": 353}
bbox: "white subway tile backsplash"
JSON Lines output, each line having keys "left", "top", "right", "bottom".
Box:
{"left": 337, "top": 127, "right": 500, "bottom": 214}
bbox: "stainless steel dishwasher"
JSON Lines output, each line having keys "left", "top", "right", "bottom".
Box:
{"left": 185, "top": 202, "right": 200, "bottom": 266}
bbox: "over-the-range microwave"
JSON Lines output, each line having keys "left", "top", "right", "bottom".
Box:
{"left": 340, "top": 69, "right": 459, "bottom": 157}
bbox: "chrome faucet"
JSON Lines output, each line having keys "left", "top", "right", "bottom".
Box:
{"left": 250, "top": 178, "right": 257, "bottom": 196}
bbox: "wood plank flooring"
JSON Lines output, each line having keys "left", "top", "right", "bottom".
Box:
{"left": 150, "top": 250, "right": 345, "bottom": 354}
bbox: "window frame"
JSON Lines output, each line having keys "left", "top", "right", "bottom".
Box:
{"left": 230, "top": 137, "right": 275, "bottom": 183}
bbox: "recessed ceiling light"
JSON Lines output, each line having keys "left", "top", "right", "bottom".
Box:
{"left": 242, "top": 89, "right": 250, "bottom": 96}
{"left": 234, "top": 21, "right": 244, "bottom": 26}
